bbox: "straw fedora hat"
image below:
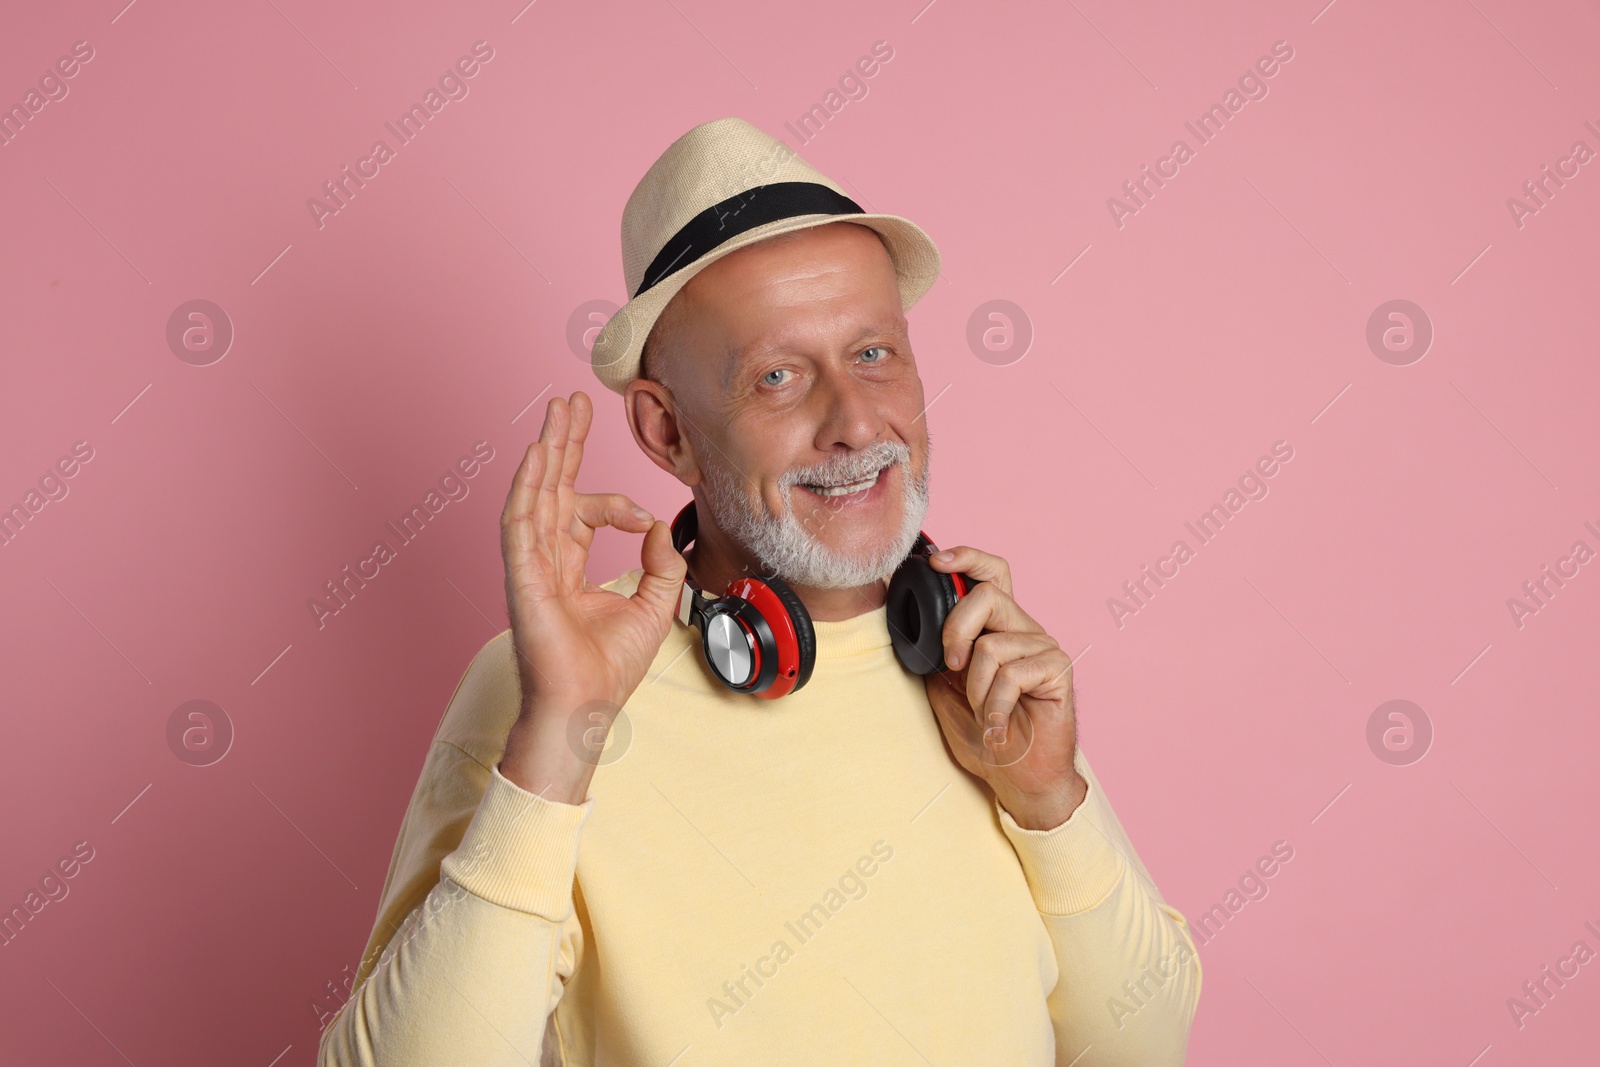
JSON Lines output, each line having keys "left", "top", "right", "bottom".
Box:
{"left": 588, "top": 116, "right": 942, "bottom": 395}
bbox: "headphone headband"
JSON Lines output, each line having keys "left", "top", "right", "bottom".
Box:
{"left": 669, "top": 499, "right": 698, "bottom": 556}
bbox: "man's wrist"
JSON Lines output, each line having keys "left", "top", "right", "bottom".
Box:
{"left": 500, "top": 711, "right": 595, "bottom": 806}
{"left": 995, "top": 769, "right": 1090, "bottom": 831}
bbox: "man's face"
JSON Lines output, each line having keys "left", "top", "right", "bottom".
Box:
{"left": 659, "top": 222, "right": 931, "bottom": 590}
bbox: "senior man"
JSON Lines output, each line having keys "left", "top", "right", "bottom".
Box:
{"left": 319, "top": 117, "right": 1200, "bottom": 1066}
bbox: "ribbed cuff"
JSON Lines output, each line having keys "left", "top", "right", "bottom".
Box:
{"left": 439, "top": 763, "right": 595, "bottom": 919}
{"left": 996, "top": 755, "right": 1126, "bottom": 916}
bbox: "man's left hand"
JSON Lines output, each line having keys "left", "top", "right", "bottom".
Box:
{"left": 921, "top": 546, "right": 1088, "bottom": 831}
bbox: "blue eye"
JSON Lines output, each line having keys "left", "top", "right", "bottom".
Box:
{"left": 762, "top": 368, "right": 790, "bottom": 386}
{"left": 860, "top": 346, "right": 889, "bottom": 363}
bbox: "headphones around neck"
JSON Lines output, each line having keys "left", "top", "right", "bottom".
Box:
{"left": 670, "top": 500, "right": 977, "bottom": 698}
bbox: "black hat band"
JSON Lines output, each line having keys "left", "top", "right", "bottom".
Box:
{"left": 633, "top": 181, "right": 865, "bottom": 298}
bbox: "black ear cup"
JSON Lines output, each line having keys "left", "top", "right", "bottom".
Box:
{"left": 759, "top": 574, "right": 817, "bottom": 692}
{"left": 886, "top": 553, "right": 965, "bottom": 675}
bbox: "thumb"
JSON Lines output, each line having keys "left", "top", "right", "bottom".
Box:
{"left": 631, "top": 518, "right": 689, "bottom": 623}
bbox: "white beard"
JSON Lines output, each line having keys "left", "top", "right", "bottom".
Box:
{"left": 693, "top": 431, "right": 933, "bottom": 590}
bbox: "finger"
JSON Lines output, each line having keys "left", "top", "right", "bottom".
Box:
{"left": 942, "top": 582, "right": 1042, "bottom": 671}
{"left": 926, "top": 670, "right": 1036, "bottom": 769}
{"left": 961, "top": 630, "right": 1059, "bottom": 721}
{"left": 559, "top": 392, "right": 592, "bottom": 487}
{"left": 534, "top": 398, "right": 570, "bottom": 586}
{"left": 632, "top": 519, "right": 689, "bottom": 623}
{"left": 980, "top": 650, "right": 1074, "bottom": 747}
{"left": 569, "top": 492, "right": 654, "bottom": 550}
{"left": 501, "top": 440, "right": 549, "bottom": 560}
{"left": 556, "top": 392, "right": 593, "bottom": 560}
{"left": 502, "top": 438, "right": 547, "bottom": 534}
{"left": 929, "top": 545, "right": 1011, "bottom": 597}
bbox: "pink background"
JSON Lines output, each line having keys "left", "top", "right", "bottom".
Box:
{"left": 2, "top": 0, "right": 1597, "bottom": 1062}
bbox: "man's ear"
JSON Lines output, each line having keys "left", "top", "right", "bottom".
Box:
{"left": 625, "top": 378, "right": 701, "bottom": 487}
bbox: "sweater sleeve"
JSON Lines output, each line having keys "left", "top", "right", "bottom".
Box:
{"left": 996, "top": 746, "right": 1202, "bottom": 1066}
{"left": 316, "top": 630, "right": 594, "bottom": 1066}
{"left": 317, "top": 762, "right": 592, "bottom": 1066}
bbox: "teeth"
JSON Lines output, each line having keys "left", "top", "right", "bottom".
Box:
{"left": 803, "top": 468, "right": 881, "bottom": 498}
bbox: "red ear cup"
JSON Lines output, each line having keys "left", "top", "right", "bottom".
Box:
{"left": 739, "top": 574, "right": 816, "bottom": 693}
{"left": 886, "top": 534, "right": 975, "bottom": 675}
{"left": 721, "top": 575, "right": 814, "bottom": 698}
{"left": 672, "top": 501, "right": 816, "bottom": 699}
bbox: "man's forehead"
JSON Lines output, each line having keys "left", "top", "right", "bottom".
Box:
{"left": 720, "top": 314, "right": 908, "bottom": 380}
{"left": 662, "top": 222, "right": 906, "bottom": 391}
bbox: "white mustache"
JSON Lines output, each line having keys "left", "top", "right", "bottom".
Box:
{"left": 784, "top": 442, "right": 908, "bottom": 488}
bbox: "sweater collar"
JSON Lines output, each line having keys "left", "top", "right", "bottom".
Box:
{"left": 812, "top": 602, "right": 893, "bottom": 658}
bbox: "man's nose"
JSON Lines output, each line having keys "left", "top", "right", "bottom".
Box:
{"left": 812, "top": 365, "right": 888, "bottom": 452}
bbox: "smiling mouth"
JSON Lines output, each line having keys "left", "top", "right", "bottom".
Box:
{"left": 798, "top": 465, "right": 887, "bottom": 498}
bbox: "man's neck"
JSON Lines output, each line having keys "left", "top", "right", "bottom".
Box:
{"left": 684, "top": 543, "right": 887, "bottom": 622}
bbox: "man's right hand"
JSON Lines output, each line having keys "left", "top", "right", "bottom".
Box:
{"left": 497, "top": 390, "right": 687, "bottom": 804}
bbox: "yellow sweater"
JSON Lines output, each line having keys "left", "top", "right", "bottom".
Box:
{"left": 318, "top": 568, "right": 1200, "bottom": 1065}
